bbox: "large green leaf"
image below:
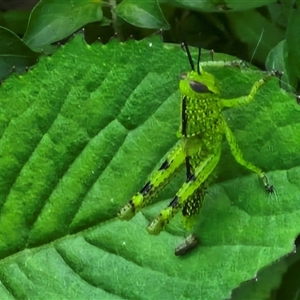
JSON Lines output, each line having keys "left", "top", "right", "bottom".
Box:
{"left": 0, "top": 33, "right": 299, "bottom": 299}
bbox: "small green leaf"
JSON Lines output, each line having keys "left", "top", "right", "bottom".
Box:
{"left": 116, "top": 0, "right": 169, "bottom": 30}
{"left": 23, "top": 0, "right": 103, "bottom": 51}
{"left": 227, "top": 9, "right": 285, "bottom": 64}
{"left": 286, "top": 0, "right": 300, "bottom": 87}
{"left": 0, "top": 10, "right": 30, "bottom": 35}
{"left": 159, "top": 0, "right": 276, "bottom": 12}
{"left": 0, "top": 26, "right": 38, "bottom": 81}
{"left": 266, "top": 39, "right": 297, "bottom": 92}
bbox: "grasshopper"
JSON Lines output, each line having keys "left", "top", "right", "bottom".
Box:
{"left": 118, "top": 43, "right": 274, "bottom": 246}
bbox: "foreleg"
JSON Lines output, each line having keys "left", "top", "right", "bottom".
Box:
{"left": 224, "top": 122, "right": 273, "bottom": 192}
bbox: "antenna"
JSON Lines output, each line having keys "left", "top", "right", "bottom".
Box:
{"left": 197, "top": 48, "right": 201, "bottom": 75}
{"left": 182, "top": 42, "right": 195, "bottom": 71}
{"left": 250, "top": 28, "right": 264, "bottom": 64}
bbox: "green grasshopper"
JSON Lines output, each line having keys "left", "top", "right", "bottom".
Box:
{"left": 118, "top": 43, "right": 274, "bottom": 241}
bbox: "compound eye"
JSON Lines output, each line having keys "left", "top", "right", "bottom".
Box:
{"left": 189, "top": 80, "right": 212, "bottom": 93}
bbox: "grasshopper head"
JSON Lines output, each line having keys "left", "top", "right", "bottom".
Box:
{"left": 180, "top": 70, "right": 219, "bottom": 96}
{"left": 180, "top": 43, "right": 219, "bottom": 97}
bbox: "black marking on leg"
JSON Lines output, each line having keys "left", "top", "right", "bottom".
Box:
{"left": 186, "top": 173, "right": 196, "bottom": 183}
{"left": 128, "top": 200, "right": 135, "bottom": 213}
{"left": 140, "top": 182, "right": 153, "bottom": 196}
{"left": 169, "top": 196, "right": 179, "bottom": 208}
{"left": 181, "top": 95, "right": 187, "bottom": 136}
{"left": 185, "top": 157, "right": 192, "bottom": 179}
{"left": 158, "top": 159, "right": 170, "bottom": 170}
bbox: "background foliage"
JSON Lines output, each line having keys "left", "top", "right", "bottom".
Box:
{"left": 0, "top": 0, "right": 300, "bottom": 299}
